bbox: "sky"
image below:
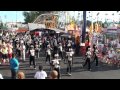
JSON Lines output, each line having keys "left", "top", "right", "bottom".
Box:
{"left": 68, "top": 11, "right": 120, "bottom": 22}
{"left": 0, "top": 11, "right": 119, "bottom": 23}
{"left": 0, "top": 11, "right": 24, "bottom": 23}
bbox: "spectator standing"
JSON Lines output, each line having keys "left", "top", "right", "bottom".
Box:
{"left": 34, "top": 65, "right": 47, "bottom": 79}
{"left": 10, "top": 54, "right": 19, "bottom": 79}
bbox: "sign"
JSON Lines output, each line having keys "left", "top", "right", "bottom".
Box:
{"left": 45, "top": 15, "right": 58, "bottom": 29}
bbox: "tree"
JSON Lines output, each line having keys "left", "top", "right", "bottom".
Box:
{"left": 86, "top": 20, "right": 91, "bottom": 28}
{"left": 23, "top": 11, "right": 38, "bottom": 23}
{"left": 0, "top": 22, "right": 8, "bottom": 30}
{"left": 0, "top": 22, "right": 3, "bottom": 28}
{"left": 23, "top": 11, "right": 52, "bottom": 23}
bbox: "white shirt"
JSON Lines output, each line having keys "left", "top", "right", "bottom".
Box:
{"left": 30, "top": 49, "right": 35, "bottom": 56}
{"left": 52, "top": 59, "right": 60, "bottom": 68}
{"left": 67, "top": 43, "right": 71, "bottom": 47}
{"left": 108, "top": 51, "right": 114, "bottom": 58}
{"left": 108, "top": 53, "right": 113, "bottom": 58}
{"left": 20, "top": 45, "right": 26, "bottom": 52}
{"left": 20, "top": 40, "right": 24, "bottom": 44}
{"left": 0, "top": 74, "right": 3, "bottom": 79}
{"left": 59, "top": 46, "right": 62, "bottom": 51}
{"left": 52, "top": 59, "right": 60, "bottom": 65}
{"left": 112, "top": 51, "right": 116, "bottom": 56}
{"left": 34, "top": 71, "right": 47, "bottom": 79}
{"left": 46, "top": 49, "right": 51, "bottom": 55}
{"left": 0, "top": 33, "right": 2, "bottom": 36}
{"left": 86, "top": 51, "right": 91, "bottom": 58}
{"left": 68, "top": 56, "right": 72, "bottom": 61}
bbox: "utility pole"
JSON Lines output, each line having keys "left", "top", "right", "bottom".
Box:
{"left": 16, "top": 11, "right": 17, "bottom": 28}
{"left": 82, "top": 11, "right": 86, "bottom": 43}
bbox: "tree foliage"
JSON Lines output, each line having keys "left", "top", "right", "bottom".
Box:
{"left": 0, "top": 22, "right": 3, "bottom": 29}
{"left": 0, "top": 22, "right": 8, "bottom": 30}
{"left": 23, "top": 11, "right": 52, "bottom": 23}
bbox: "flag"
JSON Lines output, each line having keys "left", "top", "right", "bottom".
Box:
{"left": 89, "top": 21, "right": 93, "bottom": 34}
{"left": 97, "top": 24, "right": 102, "bottom": 33}
{"left": 95, "top": 23, "right": 98, "bottom": 32}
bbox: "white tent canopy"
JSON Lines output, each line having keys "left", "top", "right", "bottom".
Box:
{"left": 28, "top": 23, "right": 46, "bottom": 31}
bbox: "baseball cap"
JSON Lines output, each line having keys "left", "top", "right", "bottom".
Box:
{"left": 0, "top": 74, "right": 3, "bottom": 79}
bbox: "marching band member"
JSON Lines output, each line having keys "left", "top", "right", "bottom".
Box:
{"left": 66, "top": 52, "right": 73, "bottom": 76}
{"left": 58, "top": 43, "right": 63, "bottom": 60}
{"left": 46, "top": 45, "right": 52, "bottom": 64}
{"left": 51, "top": 53, "right": 61, "bottom": 79}
{"left": 93, "top": 45, "right": 99, "bottom": 67}
{"left": 20, "top": 43, "right": 26, "bottom": 62}
{"left": 16, "top": 41, "right": 20, "bottom": 57}
{"left": 29, "top": 45, "right": 36, "bottom": 69}
{"left": 35, "top": 44, "right": 40, "bottom": 59}
{"left": 83, "top": 47, "right": 92, "bottom": 71}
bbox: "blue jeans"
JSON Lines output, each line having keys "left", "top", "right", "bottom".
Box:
{"left": 11, "top": 69, "right": 18, "bottom": 79}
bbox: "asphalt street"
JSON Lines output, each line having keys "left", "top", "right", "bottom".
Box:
{"left": 1, "top": 52, "right": 120, "bottom": 79}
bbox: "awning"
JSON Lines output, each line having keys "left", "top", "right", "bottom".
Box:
{"left": 61, "top": 33, "right": 72, "bottom": 37}
{"left": 47, "top": 28, "right": 65, "bottom": 33}
{"left": 16, "top": 29, "right": 28, "bottom": 33}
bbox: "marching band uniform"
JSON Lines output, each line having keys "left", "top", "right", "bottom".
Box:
{"left": 51, "top": 54, "right": 61, "bottom": 79}
{"left": 29, "top": 45, "right": 36, "bottom": 69}
{"left": 83, "top": 48, "right": 92, "bottom": 70}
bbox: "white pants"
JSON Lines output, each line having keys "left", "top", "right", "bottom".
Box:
{"left": 21, "top": 51, "right": 25, "bottom": 61}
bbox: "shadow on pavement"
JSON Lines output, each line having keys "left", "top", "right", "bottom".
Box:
{"left": 25, "top": 72, "right": 35, "bottom": 79}
{"left": 90, "top": 62, "right": 120, "bottom": 72}
{"left": 3, "top": 76, "right": 11, "bottom": 79}
{"left": 0, "top": 66, "right": 10, "bottom": 70}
